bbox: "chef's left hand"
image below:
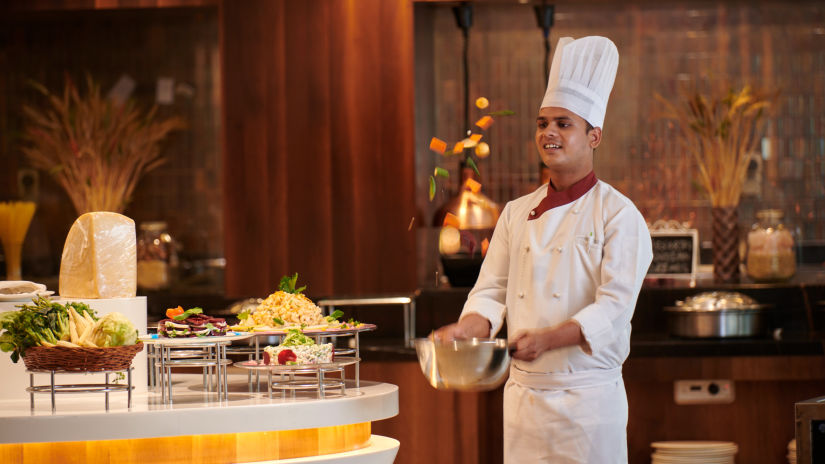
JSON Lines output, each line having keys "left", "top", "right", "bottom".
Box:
{"left": 510, "top": 329, "right": 552, "bottom": 361}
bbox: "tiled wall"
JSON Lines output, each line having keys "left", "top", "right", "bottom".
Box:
{"left": 415, "top": 0, "right": 825, "bottom": 285}
{"left": 0, "top": 7, "right": 221, "bottom": 279}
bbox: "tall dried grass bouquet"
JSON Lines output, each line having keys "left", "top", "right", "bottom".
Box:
{"left": 20, "top": 76, "right": 185, "bottom": 214}
{"left": 657, "top": 84, "right": 774, "bottom": 207}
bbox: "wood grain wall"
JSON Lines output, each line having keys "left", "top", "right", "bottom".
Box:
{"left": 220, "top": 0, "right": 417, "bottom": 298}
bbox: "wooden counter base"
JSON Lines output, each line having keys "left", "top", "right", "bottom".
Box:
{"left": 0, "top": 422, "right": 371, "bottom": 464}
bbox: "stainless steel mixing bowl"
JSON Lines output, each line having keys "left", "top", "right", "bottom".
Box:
{"left": 414, "top": 337, "right": 511, "bottom": 391}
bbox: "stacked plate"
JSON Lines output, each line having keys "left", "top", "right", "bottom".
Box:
{"left": 651, "top": 441, "right": 738, "bottom": 463}
{"left": 787, "top": 438, "right": 796, "bottom": 464}
{"left": 0, "top": 280, "right": 53, "bottom": 302}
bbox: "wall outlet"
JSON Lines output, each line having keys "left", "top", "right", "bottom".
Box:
{"left": 674, "top": 379, "right": 735, "bottom": 405}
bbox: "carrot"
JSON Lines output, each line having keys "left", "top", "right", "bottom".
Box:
{"left": 443, "top": 212, "right": 460, "bottom": 229}
{"left": 465, "top": 178, "right": 482, "bottom": 194}
{"left": 429, "top": 137, "right": 447, "bottom": 154}
{"left": 475, "top": 116, "right": 494, "bottom": 130}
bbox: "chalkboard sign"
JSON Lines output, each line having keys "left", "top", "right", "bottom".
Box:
{"left": 647, "top": 229, "right": 699, "bottom": 278}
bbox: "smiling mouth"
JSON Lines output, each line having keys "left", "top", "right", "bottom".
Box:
{"left": 543, "top": 143, "right": 562, "bottom": 149}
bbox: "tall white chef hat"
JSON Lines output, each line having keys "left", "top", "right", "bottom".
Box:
{"left": 540, "top": 36, "right": 619, "bottom": 129}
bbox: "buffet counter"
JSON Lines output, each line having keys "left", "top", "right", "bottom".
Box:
{"left": 0, "top": 373, "right": 399, "bottom": 464}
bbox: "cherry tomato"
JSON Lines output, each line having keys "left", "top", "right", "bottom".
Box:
{"left": 166, "top": 306, "right": 184, "bottom": 319}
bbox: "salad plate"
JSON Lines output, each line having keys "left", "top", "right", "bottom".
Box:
{"left": 0, "top": 290, "right": 54, "bottom": 302}
{"left": 234, "top": 356, "right": 360, "bottom": 372}
{"left": 139, "top": 332, "right": 254, "bottom": 345}
{"left": 235, "top": 323, "right": 377, "bottom": 336}
{"left": 0, "top": 280, "right": 53, "bottom": 302}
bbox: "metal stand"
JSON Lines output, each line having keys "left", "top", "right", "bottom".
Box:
{"left": 27, "top": 367, "right": 134, "bottom": 413}
{"left": 317, "top": 294, "right": 417, "bottom": 347}
{"left": 243, "top": 328, "right": 368, "bottom": 392}
{"left": 155, "top": 341, "right": 232, "bottom": 404}
{"left": 235, "top": 357, "right": 359, "bottom": 400}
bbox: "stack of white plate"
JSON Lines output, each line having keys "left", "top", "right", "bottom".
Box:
{"left": 787, "top": 438, "right": 796, "bottom": 464}
{"left": 651, "top": 441, "right": 738, "bottom": 463}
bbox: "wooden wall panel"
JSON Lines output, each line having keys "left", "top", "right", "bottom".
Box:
{"left": 220, "top": 0, "right": 416, "bottom": 298}
{"left": 1, "top": 0, "right": 217, "bottom": 10}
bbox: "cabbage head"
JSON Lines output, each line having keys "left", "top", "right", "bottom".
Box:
{"left": 91, "top": 312, "right": 138, "bottom": 347}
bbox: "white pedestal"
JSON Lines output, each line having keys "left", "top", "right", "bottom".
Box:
{"left": 0, "top": 296, "right": 148, "bottom": 400}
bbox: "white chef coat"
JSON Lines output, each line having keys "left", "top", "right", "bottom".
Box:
{"left": 460, "top": 174, "right": 652, "bottom": 463}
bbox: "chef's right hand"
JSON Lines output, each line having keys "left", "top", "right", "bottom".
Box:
{"left": 432, "top": 314, "right": 491, "bottom": 341}
{"left": 432, "top": 322, "right": 468, "bottom": 342}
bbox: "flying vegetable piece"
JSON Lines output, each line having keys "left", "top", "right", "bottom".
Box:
{"left": 475, "top": 97, "right": 489, "bottom": 109}
{"left": 428, "top": 176, "right": 436, "bottom": 201}
{"left": 434, "top": 167, "right": 449, "bottom": 178}
{"left": 475, "top": 115, "right": 494, "bottom": 130}
{"left": 481, "top": 237, "right": 490, "bottom": 257}
{"left": 464, "top": 177, "right": 482, "bottom": 194}
{"left": 465, "top": 156, "right": 480, "bottom": 177}
{"left": 469, "top": 133, "right": 483, "bottom": 144}
{"left": 429, "top": 137, "right": 447, "bottom": 154}
{"left": 439, "top": 226, "right": 461, "bottom": 255}
{"left": 475, "top": 142, "right": 490, "bottom": 158}
{"left": 443, "top": 212, "right": 460, "bottom": 229}
{"left": 488, "top": 110, "right": 515, "bottom": 117}
{"left": 452, "top": 141, "right": 465, "bottom": 154}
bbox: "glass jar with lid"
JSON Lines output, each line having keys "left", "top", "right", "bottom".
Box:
{"left": 745, "top": 209, "right": 796, "bottom": 282}
{"left": 137, "top": 221, "right": 176, "bottom": 290}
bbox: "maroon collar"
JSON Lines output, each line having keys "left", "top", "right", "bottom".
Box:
{"left": 528, "top": 171, "right": 598, "bottom": 221}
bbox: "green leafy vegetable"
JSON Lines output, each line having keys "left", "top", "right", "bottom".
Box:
{"left": 487, "top": 110, "right": 515, "bottom": 117}
{"left": 281, "top": 329, "right": 315, "bottom": 346}
{"left": 325, "top": 310, "right": 344, "bottom": 323}
{"left": 278, "top": 273, "right": 306, "bottom": 294}
{"left": 429, "top": 176, "right": 436, "bottom": 201}
{"left": 237, "top": 310, "right": 250, "bottom": 321}
{"left": 172, "top": 307, "right": 203, "bottom": 321}
{"left": 273, "top": 317, "right": 285, "bottom": 326}
{"left": 90, "top": 312, "right": 138, "bottom": 347}
{"left": 0, "top": 296, "right": 97, "bottom": 363}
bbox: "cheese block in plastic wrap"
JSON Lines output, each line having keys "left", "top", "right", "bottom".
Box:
{"left": 59, "top": 212, "right": 137, "bottom": 298}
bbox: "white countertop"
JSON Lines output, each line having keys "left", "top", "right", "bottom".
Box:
{"left": 0, "top": 373, "right": 398, "bottom": 444}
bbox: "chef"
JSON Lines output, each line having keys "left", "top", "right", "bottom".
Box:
{"left": 435, "top": 36, "right": 653, "bottom": 463}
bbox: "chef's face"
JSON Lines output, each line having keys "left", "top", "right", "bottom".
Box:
{"left": 535, "top": 107, "right": 601, "bottom": 173}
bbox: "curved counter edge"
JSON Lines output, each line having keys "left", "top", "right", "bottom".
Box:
{"left": 0, "top": 374, "right": 399, "bottom": 444}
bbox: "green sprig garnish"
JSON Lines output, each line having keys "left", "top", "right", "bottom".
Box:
{"left": 278, "top": 273, "right": 306, "bottom": 294}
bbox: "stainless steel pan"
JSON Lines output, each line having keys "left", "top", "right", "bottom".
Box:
{"left": 664, "top": 291, "right": 770, "bottom": 338}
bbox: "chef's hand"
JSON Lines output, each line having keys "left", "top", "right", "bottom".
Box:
{"left": 510, "top": 329, "right": 552, "bottom": 361}
{"left": 432, "top": 313, "right": 491, "bottom": 341}
{"left": 510, "top": 321, "right": 587, "bottom": 361}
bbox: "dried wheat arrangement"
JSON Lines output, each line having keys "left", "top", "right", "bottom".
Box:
{"left": 20, "top": 76, "right": 185, "bottom": 214}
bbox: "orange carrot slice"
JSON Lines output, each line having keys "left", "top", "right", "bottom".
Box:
{"left": 475, "top": 116, "right": 494, "bottom": 130}
{"left": 464, "top": 178, "right": 482, "bottom": 194}
{"left": 443, "top": 212, "right": 460, "bottom": 229}
{"left": 429, "top": 137, "right": 447, "bottom": 154}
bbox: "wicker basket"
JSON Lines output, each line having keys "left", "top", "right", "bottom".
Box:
{"left": 22, "top": 342, "right": 144, "bottom": 372}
